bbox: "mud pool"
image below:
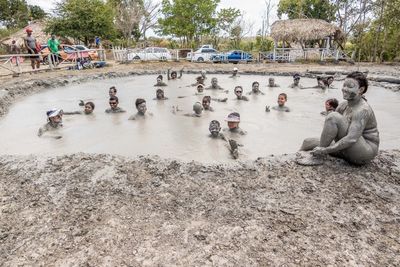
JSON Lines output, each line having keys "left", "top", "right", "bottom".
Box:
{"left": 0, "top": 74, "right": 399, "bottom": 163}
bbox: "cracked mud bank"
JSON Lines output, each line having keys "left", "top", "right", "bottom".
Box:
{"left": 1, "top": 62, "right": 400, "bottom": 266}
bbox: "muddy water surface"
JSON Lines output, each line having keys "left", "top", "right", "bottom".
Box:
{"left": 0, "top": 74, "right": 399, "bottom": 163}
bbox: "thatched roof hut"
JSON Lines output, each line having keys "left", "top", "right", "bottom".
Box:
{"left": 0, "top": 21, "right": 50, "bottom": 47}
{"left": 270, "top": 19, "right": 344, "bottom": 44}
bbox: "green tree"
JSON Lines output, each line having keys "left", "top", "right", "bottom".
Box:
{"left": 29, "top": 5, "right": 47, "bottom": 21}
{"left": 277, "top": 0, "right": 336, "bottom": 22}
{"left": 46, "top": 0, "right": 116, "bottom": 45}
{"left": 0, "top": 0, "right": 30, "bottom": 28}
{"left": 158, "top": 0, "right": 220, "bottom": 45}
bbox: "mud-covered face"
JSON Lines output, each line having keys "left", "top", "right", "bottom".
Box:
{"left": 294, "top": 77, "right": 300, "bottom": 85}
{"left": 327, "top": 77, "right": 334, "bottom": 85}
{"left": 197, "top": 77, "right": 205, "bottom": 84}
{"left": 342, "top": 78, "right": 362, "bottom": 101}
{"left": 109, "top": 89, "right": 116, "bottom": 97}
{"left": 50, "top": 115, "right": 62, "bottom": 124}
{"left": 109, "top": 100, "right": 118, "bottom": 109}
{"left": 197, "top": 86, "right": 204, "bottom": 93}
{"left": 193, "top": 103, "right": 203, "bottom": 114}
{"left": 156, "top": 91, "right": 164, "bottom": 99}
{"left": 269, "top": 78, "right": 275, "bottom": 86}
{"left": 171, "top": 72, "right": 177, "bottom": 79}
{"left": 211, "top": 78, "right": 218, "bottom": 87}
{"left": 209, "top": 122, "right": 221, "bottom": 137}
{"left": 233, "top": 70, "right": 238, "bottom": 74}
{"left": 84, "top": 104, "right": 93, "bottom": 114}
{"left": 137, "top": 102, "right": 147, "bottom": 114}
{"left": 235, "top": 88, "right": 243, "bottom": 97}
{"left": 278, "top": 95, "right": 286, "bottom": 106}
{"left": 227, "top": 121, "right": 239, "bottom": 129}
{"left": 202, "top": 99, "right": 211, "bottom": 109}
{"left": 252, "top": 82, "right": 259, "bottom": 92}
{"left": 157, "top": 77, "right": 162, "bottom": 83}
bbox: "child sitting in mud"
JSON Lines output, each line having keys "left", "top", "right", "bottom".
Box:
{"left": 271, "top": 93, "right": 290, "bottom": 112}
{"left": 129, "top": 98, "right": 152, "bottom": 120}
{"left": 64, "top": 101, "right": 95, "bottom": 115}
{"left": 184, "top": 102, "right": 203, "bottom": 117}
{"left": 109, "top": 86, "right": 117, "bottom": 97}
{"left": 154, "top": 75, "right": 167, "bottom": 87}
{"left": 321, "top": 98, "right": 339, "bottom": 116}
{"left": 223, "top": 112, "right": 247, "bottom": 135}
{"left": 209, "top": 120, "right": 240, "bottom": 159}
{"left": 267, "top": 77, "right": 280, "bottom": 87}
{"left": 167, "top": 68, "right": 183, "bottom": 80}
{"left": 154, "top": 89, "right": 168, "bottom": 100}
{"left": 248, "top": 81, "right": 265, "bottom": 95}
{"left": 105, "top": 96, "right": 126, "bottom": 113}
{"left": 38, "top": 109, "right": 63, "bottom": 139}
{"left": 234, "top": 86, "right": 249, "bottom": 101}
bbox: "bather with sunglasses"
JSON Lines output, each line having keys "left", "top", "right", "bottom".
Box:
{"left": 105, "top": 96, "right": 126, "bottom": 113}
{"left": 289, "top": 73, "right": 304, "bottom": 88}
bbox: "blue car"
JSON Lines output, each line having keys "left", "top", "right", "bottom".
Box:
{"left": 211, "top": 50, "right": 253, "bottom": 64}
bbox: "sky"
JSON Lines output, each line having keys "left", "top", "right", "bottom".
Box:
{"left": 26, "top": 0, "right": 280, "bottom": 37}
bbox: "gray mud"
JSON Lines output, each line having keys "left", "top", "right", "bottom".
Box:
{"left": 1, "top": 152, "right": 399, "bottom": 266}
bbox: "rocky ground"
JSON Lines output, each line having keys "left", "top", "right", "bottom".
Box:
{"left": 1, "top": 62, "right": 400, "bottom": 266}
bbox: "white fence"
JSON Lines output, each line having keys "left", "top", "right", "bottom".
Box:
{"left": 259, "top": 48, "right": 351, "bottom": 62}
{"left": 112, "top": 47, "right": 191, "bottom": 62}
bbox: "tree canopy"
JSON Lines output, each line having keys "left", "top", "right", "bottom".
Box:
{"left": 277, "top": 0, "right": 336, "bottom": 22}
{"left": 0, "top": 0, "right": 46, "bottom": 28}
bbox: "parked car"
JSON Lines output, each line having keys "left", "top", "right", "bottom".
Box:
{"left": 40, "top": 44, "right": 91, "bottom": 64}
{"left": 72, "top": 45, "right": 99, "bottom": 60}
{"left": 211, "top": 50, "right": 253, "bottom": 64}
{"left": 186, "top": 47, "right": 218, "bottom": 62}
{"left": 127, "top": 47, "right": 172, "bottom": 61}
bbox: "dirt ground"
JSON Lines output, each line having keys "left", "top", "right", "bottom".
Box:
{"left": 1, "top": 62, "right": 400, "bottom": 266}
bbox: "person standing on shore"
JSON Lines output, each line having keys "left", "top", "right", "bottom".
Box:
{"left": 24, "top": 27, "right": 40, "bottom": 70}
{"left": 47, "top": 34, "right": 61, "bottom": 65}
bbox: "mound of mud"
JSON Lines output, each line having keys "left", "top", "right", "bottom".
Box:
{"left": 1, "top": 152, "right": 399, "bottom": 266}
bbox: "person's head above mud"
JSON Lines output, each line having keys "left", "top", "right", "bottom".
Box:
{"left": 171, "top": 71, "right": 177, "bottom": 79}
{"left": 135, "top": 98, "right": 147, "bottom": 115}
{"left": 156, "top": 75, "right": 163, "bottom": 83}
{"left": 316, "top": 76, "right": 326, "bottom": 88}
{"left": 325, "top": 98, "right": 339, "bottom": 112}
{"left": 225, "top": 112, "right": 241, "bottom": 131}
{"left": 202, "top": 96, "right": 212, "bottom": 110}
{"left": 156, "top": 89, "right": 166, "bottom": 100}
{"left": 293, "top": 74, "right": 301, "bottom": 86}
{"left": 197, "top": 84, "right": 205, "bottom": 93}
{"left": 278, "top": 93, "right": 287, "bottom": 107}
{"left": 84, "top": 102, "right": 95, "bottom": 114}
{"left": 209, "top": 120, "right": 222, "bottom": 137}
{"left": 109, "top": 96, "right": 120, "bottom": 110}
{"left": 299, "top": 71, "right": 379, "bottom": 166}
{"left": 196, "top": 76, "right": 205, "bottom": 85}
{"left": 268, "top": 77, "right": 277, "bottom": 87}
{"left": 252, "top": 81, "right": 260, "bottom": 92}
{"left": 210, "top": 77, "right": 219, "bottom": 88}
{"left": 233, "top": 67, "right": 238, "bottom": 76}
{"left": 46, "top": 109, "right": 63, "bottom": 126}
{"left": 325, "top": 76, "right": 334, "bottom": 87}
{"left": 193, "top": 102, "right": 203, "bottom": 115}
{"left": 201, "top": 70, "right": 206, "bottom": 79}
{"left": 109, "top": 86, "right": 117, "bottom": 97}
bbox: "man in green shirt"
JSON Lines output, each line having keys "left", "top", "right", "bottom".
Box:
{"left": 47, "top": 35, "right": 61, "bottom": 65}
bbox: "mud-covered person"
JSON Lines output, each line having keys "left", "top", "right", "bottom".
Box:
{"left": 105, "top": 96, "right": 126, "bottom": 113}
{"left": 24, "top": 27, "right": 40, "bottom": 70}
{"left": 272, "top": 93, "right": 290, "bottom": 112}
{"left": 248, "top": 81, "right": 265, "bottom": 95}
{"left": 38, "top": 109, "right": 63, "bottom": 138}
{"left": 267, "top": 77, "right": 280, "bottom": 88}
{"left": 321, "top": 98, "right": 339, "bottom": 116}
{"left": 202, "top": 96, "right": 214, "bottom": 111}
{"left": 206, "top": 77, "right": 225, "bottom": 91}
{"left": 229, "top": 67, "right": 240, "bottom": 78}
{"left": 184, "top": 102, "right": 203, "bottom": 117}
{"left": 109, "top": 86, "right": 117, "bottom": 97}
{"left": 64, "top": 101, "right": 95, "bottom": 115}
{"left": 224, "top": 112, "right": 247, "bottom": 135}
{"left": 289, "top": 73, "right": 303, "bottom": 89}
{"left": 154, "top": 89, "right": 168, "bottom": 100}
{"left": 234, "top": 86, "right": 249, "bottom": 101}
{"left": 209, "top": 120, "right": 226, "bottom": 140}
{"left": 154, "top": 75, "right": 167, "bottom": 86}
{"left": 191, "top": 75, "right": 205, "bottom": 87}
{"left": 129, "top": 98, "right": 153, "bottom": 120}
{"left": 167, "top": 68, "right": 183, "bottom": 80}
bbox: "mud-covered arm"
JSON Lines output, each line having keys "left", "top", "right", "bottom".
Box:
{"left": 324, "top": 110, "right": 368, "bottom": 154}
{"left": 179, "top": 68, "right": 183, "bottom": 78}
{"left": 167, "top": 69, "right": 171, "bottom": 80}
{"left": 63, "top": 111, "right": 82, "bottom": 115}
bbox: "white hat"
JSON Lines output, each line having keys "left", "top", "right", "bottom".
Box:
{"left": 233, "top": 67, "right": 238, "bottom": 71}
{"left": 46, "top": 109, "right": 63, "bottom": 118}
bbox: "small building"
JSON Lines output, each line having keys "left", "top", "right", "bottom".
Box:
{"left": 269, "top": 19, "right": 346, "bottom": 62}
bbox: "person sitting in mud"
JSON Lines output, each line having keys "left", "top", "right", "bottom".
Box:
{"left": 289, "top": 74, "right": 303, "bottom": 89}
{"left": 154, "top": 75, "right": 167, "bottom": 87}
{"left": 154, "top": 89, "right": 168, "bottom": 100}
{"left": 64, "top": 101, "right": 95, "bottom": 115}
{"left": 38, "top": 109, "right": 63, "bottom": 138}
{"left": 129, "top": 98, "right": 152, "bottom": 120}
{"left": 191, "top": 76, "right": 205, "bottom": 87}
{"left": 267, "top": 77, "right": 280, "bottom": 87}
{"left": 298, "top": 71, "right": 379, "bottom": 166}
{"left": 229, "top": 67, "right": 239, "bottom": 78}
{"left": 195, "top": 84, "right": 205, "bottom": 95}
{"left": 167, "top": 68, "right": 183, "bottom": 80}
{"left": 234, "top": 86, "right": 249, "bottom": 101}
{"left": 223, "top": 112, "right": 246, "bottom": 135}
{"left": 184, "top": 102, "right": 203, "bottom": 117}
{"left": 105, "top": 96, "right": 126, "bottom": 113}
{"left": 206, "top": 77, "right": 225, "bottom": 91}
{"left": 303, "top": 76, "right": 327, "bottom": 89}
{"left": 271, "top": 93, "right": 290, "bottom": 112}
{"left": 324, "top": 76, "right": 335, "bottom": 88}
{"left": 209, "top": 120, "right": 241, "bottom": 159}
{"left": 109, "top": 86, "right": 117, "bottom": 97}
{"left": 248, "top": 81, "right": 265, "bottom": 95}
{"left": 320, "top": 98, "right": 339, "bottom": 116}
{"left": 202, "top": 96, "right": 214, "bottom": 111}
{"left": 201, "top": 70, "right": 207, "bottom": 80}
